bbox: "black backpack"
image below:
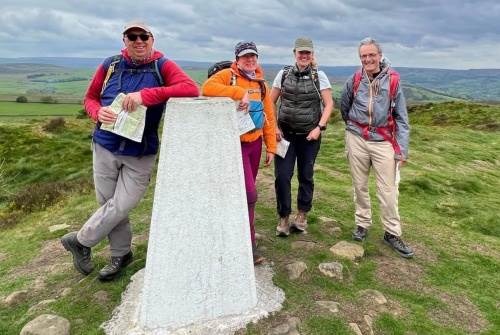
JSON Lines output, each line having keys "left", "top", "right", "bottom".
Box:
{"left": 207, "top": 60, "right": 233, "bottom": 78}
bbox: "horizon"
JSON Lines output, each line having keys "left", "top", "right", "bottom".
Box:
{"left": 1, "top": 56, "right": 500, "bottom": 72}
{"left": 1, "top": 1, "right": 499, "bottom": 70}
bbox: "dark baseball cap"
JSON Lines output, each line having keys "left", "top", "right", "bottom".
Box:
{"left": 235, "top": 41, "right": 258, "bottom": 57}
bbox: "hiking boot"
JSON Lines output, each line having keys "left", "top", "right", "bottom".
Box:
{"left": 291, "top": 211, "right": 307, "bottom": 232}
{"left": 98, "top": 251, "right": 133, "bottom": 281}
{"left": 352, "top": 225, "right": 368, "bottom": 242}
{"left": 383, "top": 232, "right": 414, "bottom": 258}
{"left": 276, "top": 216, "right": 290, "bottom": 237}
{"left": 61, "top": 232, "right": 94, "bottom": 275}
{"left": 252, "top": 244, "right": 265, "bottom": 265}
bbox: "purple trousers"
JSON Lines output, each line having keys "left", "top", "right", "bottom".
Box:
{"left": 241, "top": 137, "right": 262, "bottom": 246}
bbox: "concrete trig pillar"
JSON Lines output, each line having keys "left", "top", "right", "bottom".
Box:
{"left": 139, "top": 97, "right": 257, "bottom": 330}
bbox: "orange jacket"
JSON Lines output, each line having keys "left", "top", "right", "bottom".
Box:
{"left": 202, "top": 63, "right": 277, "bottom": 154}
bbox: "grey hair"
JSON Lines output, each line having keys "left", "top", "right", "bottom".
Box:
{"left": 358, "top": 37, "right": 382, "bottom": 54}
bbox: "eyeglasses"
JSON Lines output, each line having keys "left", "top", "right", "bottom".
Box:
{"left": 126, "top": 33, "right": 151, "bottom": 42}
{"left": 360, "top": 53, "right": 379, "bottom": 60}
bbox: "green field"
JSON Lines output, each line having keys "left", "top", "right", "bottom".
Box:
{"left": 0, "top": 101, "right": 498, "bottom": 334}
{"left": 0, "top": 101, "right": 83, "bottom": 119}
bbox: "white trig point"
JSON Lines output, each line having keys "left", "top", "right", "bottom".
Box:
{"left": 102, "top": 97, "right": 284, "bottom": 335}
{"left": 140, "top": 97, "right": 257, "bottom": 328}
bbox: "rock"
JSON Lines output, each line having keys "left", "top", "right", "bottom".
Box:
{"left": 329, "top": 241, "right": 364, "bottom": 261}
{"left": 363, "top": 314, "right": 374, "bottom": 335}
{"left": 326, "top": 227, "right": 342, "bottom": 235}
{"left": 271, "top": 317, "right": 301, "bottom": 335}
{"left": 285, "top": 262, "right": 308, "bottom": 280}
{"left": 20, "top": 314, "right": 70, "bottom": 335}
{"left": 3, "top": 290, "right": 28, "bottom": 306}
{"left": 287, "top": 317, "right": 301, "bottom": 329}
{"left": 93, "top": 290, "right": 110, "bottom": 304}
{"left": 316, "top": 300, "right": 340, "bottom": 313}
{"left": 271, "top": 323, "right": 290, "bottom": 334}
{"left": 318, "top": 262, "right": 343, "bottom": 280}
{"left": 48, "top": 224, "right": 71, "bottom": 233}
{"left": 291, "top": 241, "right": 318, "bottom": 251}
{"left": 359, "top": 289, "right": 388, "bottom": 305}
{"left": 27, "top": 299, "right": 56, "bottom": 314}
{"left": 59, "top": 288, "right": 72, "bottom": 297}
{"left": 318, "top": 216, "right": 338, "bottom": 225}
{"left": 349, "top": 323, "right": 363, "bottom": 335}
{"left": 254, "top": 232, "right": 263, "bottom": 240}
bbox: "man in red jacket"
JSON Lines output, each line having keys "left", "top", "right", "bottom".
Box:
{"left": 61, "top": 21, "right": 199, "bottom": 280}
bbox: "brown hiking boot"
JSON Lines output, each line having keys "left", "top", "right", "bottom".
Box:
{"left": 291, "top": 211, "right": 307, "bottom": 232}
{"left": 276, "top": 216, "right": 290, "bottom": 237}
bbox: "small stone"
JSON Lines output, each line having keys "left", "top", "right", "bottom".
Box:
{"left": 285, "top": 262, "right": 308, "bottom": 280}
{"left": 318, "top": 216, "right": 338, "bottom": 225}
{"left": 287, "top": 316, "right": 301, "bottom": 329}
{"left": 3, "top": 290, "right": 28, "bottom": 306}
{"left": 327, "top": 227, "right": 342, "bottom": 235}
{"left": 329, "top": 241, "right": 364, "bottom": 261}
{"left": 255, "top": 232, "right": 263, "bottom": 240}
{"left": 48, "top": 224, "right": 71, "bottom": 233}
{"left": 60, "top": 288, "right": 72, "bottom": 297}
{"left": 349, "top": 323, "right": 363, "bottom": 335}
{"left": 287, "top": 330, "right": 301, "bottom": 335}
{"left": 93, "top": 290, "right": 110, "bottom": 304}
{"left": 359, "top": 289, "right": 388, "bottom": 305}
{"left": 20, "top": 314, "right": 70, "bottom": 335}
{"left": 364, "top": 314, "right": 375, "bottom": 335}
{"left": 316, "top": 300, "right": 340, "bottom": 313}
{"left": 318, "top": 262, "right": 343, "bottom": 280}
{"left": 271, "top": 322, "right": 290, "bottom": 334}
{"left": 291, "top": 241, "right": 317, "bottom": 251}
{"left": 28, "top": 299, "right": 56, "bottom": 314}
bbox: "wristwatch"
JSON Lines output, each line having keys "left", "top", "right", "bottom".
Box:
{"left": 318, "top": 124, "right": 327, "bottom": 131}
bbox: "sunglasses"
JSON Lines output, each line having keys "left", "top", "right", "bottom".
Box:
{"left": 126, "top": 33, "right": 151, "bottom": 42}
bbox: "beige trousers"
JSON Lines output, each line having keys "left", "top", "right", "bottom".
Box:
{"left": 345, "top": 131, "right": 402, "bottom": 236}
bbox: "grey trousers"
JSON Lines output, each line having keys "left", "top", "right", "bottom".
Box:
{"left": 77, "top": 143, "right": 156, "bottom": 256}
{"left": 345, "top": 131, "right": 402, "bottom": 236}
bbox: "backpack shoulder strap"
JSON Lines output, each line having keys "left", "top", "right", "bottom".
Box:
{"left": 311, "top": 67, "right": 320, "bottom": 90}
{"left": 388, "top": 69, "right": 400, "bottom": 101}
{"left": 280, "top": 65, "right": 294, "bottom": 88}
{"left": 101, "top": 55, "right": 122, "bottom": 96}
{"left": 152, "top": 56, "right": 168, "bottom": 87}
{"left": 352, "top": 69, "right": 363, "bottom": 97}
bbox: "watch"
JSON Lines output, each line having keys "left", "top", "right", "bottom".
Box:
{"left": 318, "top": 124, "right": 327, "bottom": 131}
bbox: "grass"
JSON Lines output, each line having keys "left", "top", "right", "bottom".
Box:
{"left": 0, "top": 102, "right": 499, "bottom": 334}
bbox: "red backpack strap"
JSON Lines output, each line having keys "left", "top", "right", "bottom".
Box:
{"left": 352, "top": 69, "right": 363, "bottom": 97}
{"left": 388, "top": 69, "right": 400, "bottom": 101}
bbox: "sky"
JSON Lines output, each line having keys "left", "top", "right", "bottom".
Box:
{"left": 1, "top": 0, "right": 499, "bottom": 69}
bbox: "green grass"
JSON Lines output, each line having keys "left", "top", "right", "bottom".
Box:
{"left": 0, "top": 102, "right": 499, "bottom": 334}
{"left": 0, "top": 101, "right": 83, "bottom": 118}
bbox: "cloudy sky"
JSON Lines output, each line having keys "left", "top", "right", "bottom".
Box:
{"left": 1, "top": 0, "right": 499, "bottom": 69}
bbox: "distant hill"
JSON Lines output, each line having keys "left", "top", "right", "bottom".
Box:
{"left": 0, "top": 57, "right": 499, "bottom": 102}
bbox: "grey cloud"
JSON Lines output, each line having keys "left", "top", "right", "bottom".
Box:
{"left": 0, "top": 0, "right": 499, "bottom": 68}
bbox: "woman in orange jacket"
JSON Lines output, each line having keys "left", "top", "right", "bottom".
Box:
{"left": 202, "top": 41, "right": 277, "bottom": 265}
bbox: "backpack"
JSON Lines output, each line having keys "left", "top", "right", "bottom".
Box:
{"left": 100, "top": 55, "right": 165, "bottom": 96}
{"left": 350, "top": 68, "right": 402, "bottom": 156}
{"left": 207, "top": 61, "right": 267, "bottom": 129}
{"left": 207, "top": 60, "right": 233, "bottom": 78}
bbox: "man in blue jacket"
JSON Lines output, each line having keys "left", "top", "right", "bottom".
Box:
{"left": 340, "top": 37, "right": 414, "bottom": 258}
{"left": 61, "top": 21, "right": 199, "bottom": 280}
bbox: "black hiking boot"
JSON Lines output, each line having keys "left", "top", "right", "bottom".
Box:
{"left": 61, "top": 232, "right": 94, "bottom": 275}
{"left": 383, "top": 232, "right": 414, "bottom": 258}
{"left": 352, "top": 225, "right": 368, "bottom": 242}
{"left": 98, "top": 251, "right": 133, "bottom": 281}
